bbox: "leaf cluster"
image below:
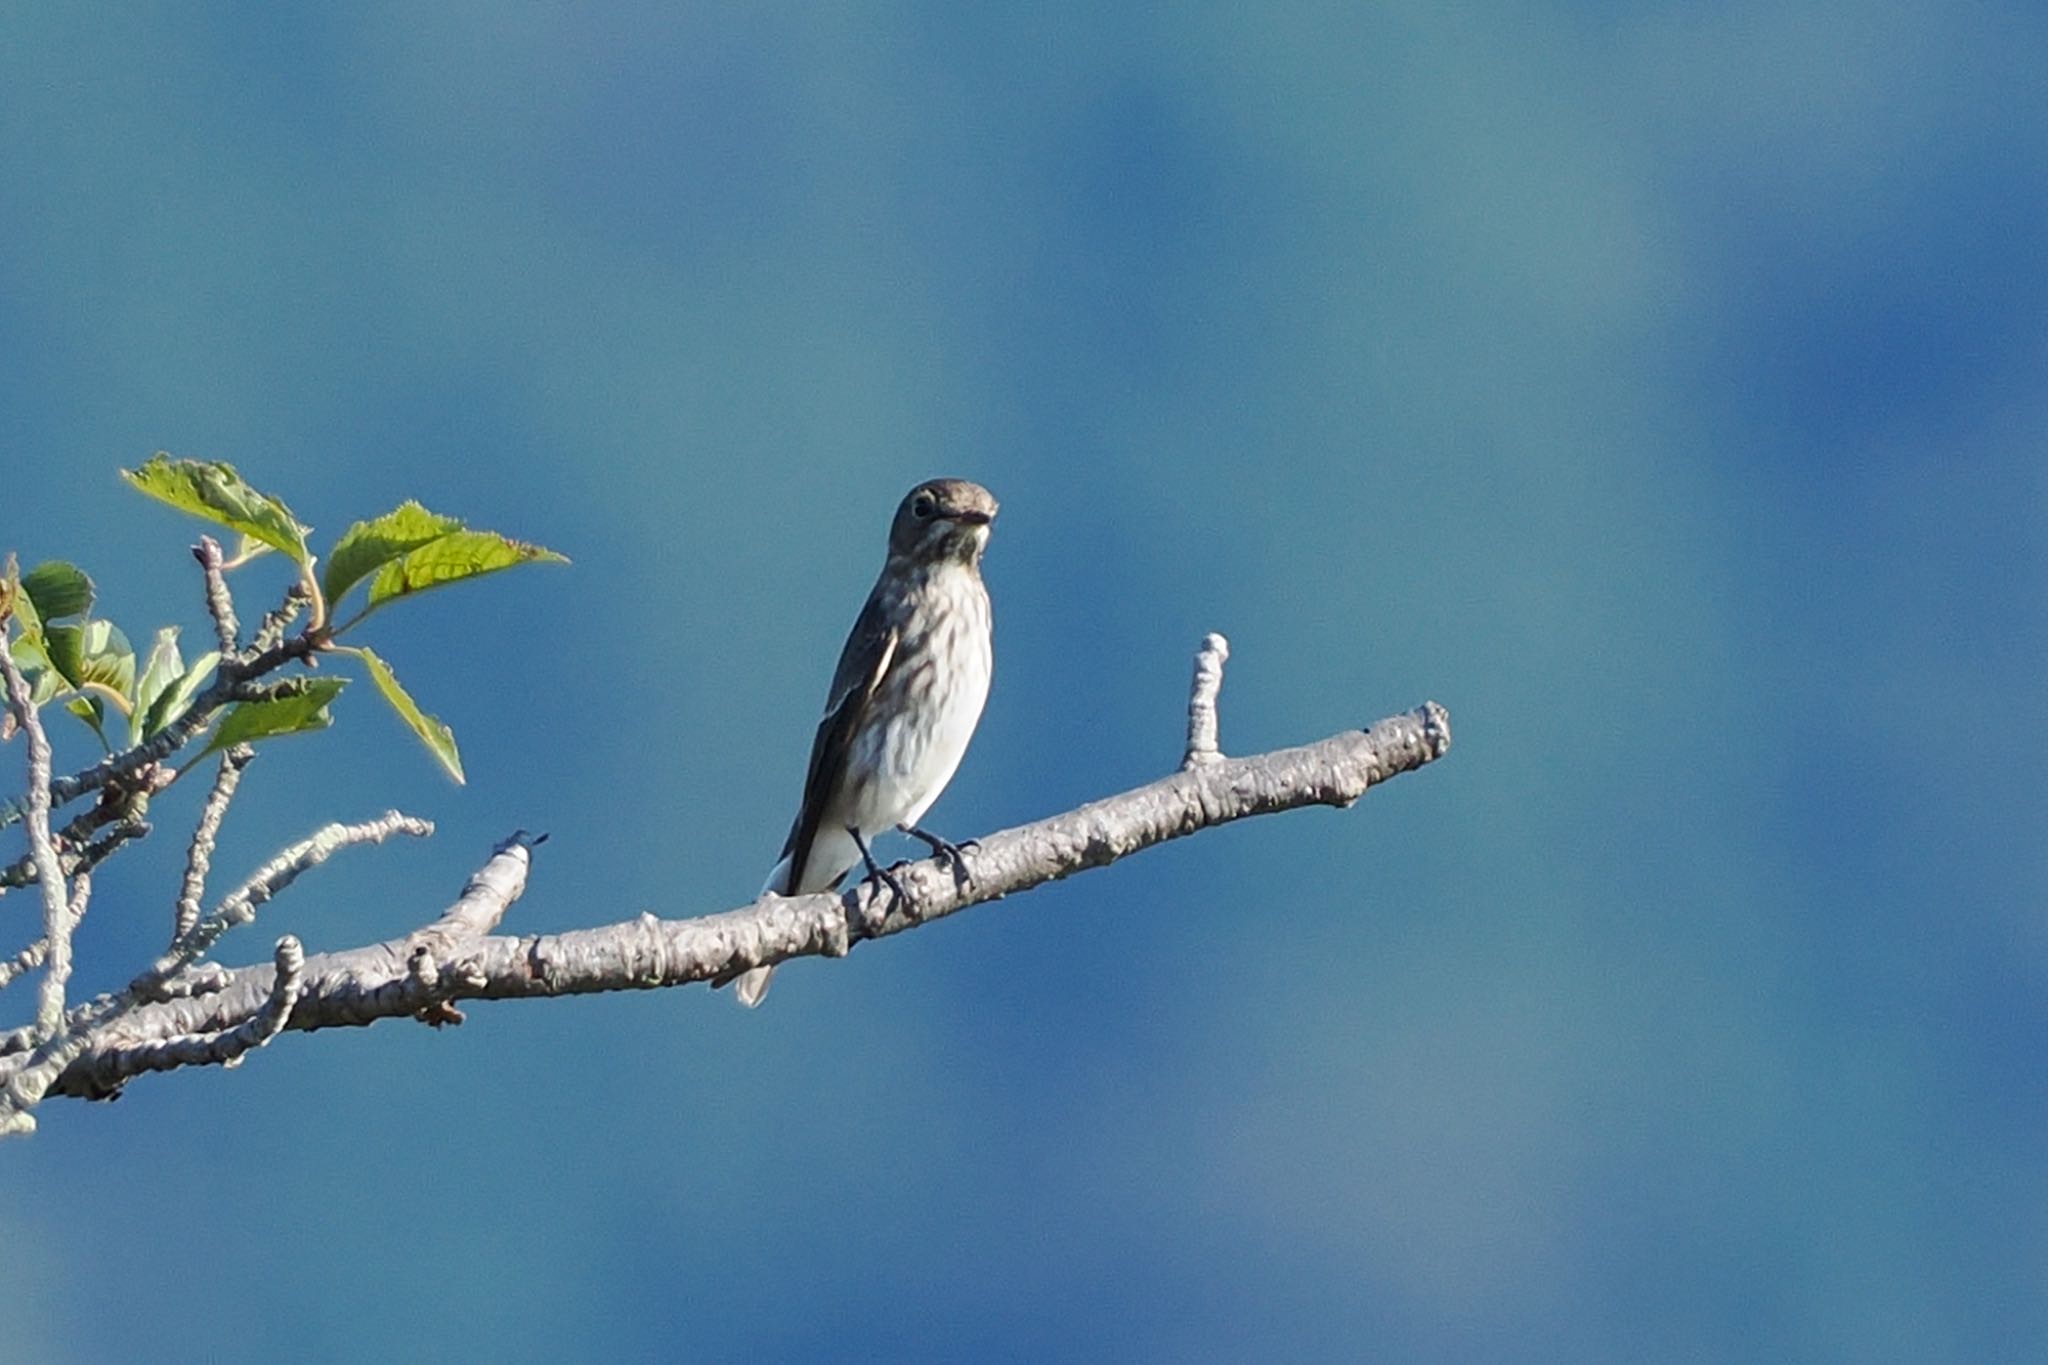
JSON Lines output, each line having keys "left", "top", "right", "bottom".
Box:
{"left": 3, "top": 455, "right": 566, "bottom": 783}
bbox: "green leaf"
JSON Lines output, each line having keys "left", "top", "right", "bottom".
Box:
{"left": 131, "top": 627, "right": 186, "bottom": 746}
{"left": 22, "top": 561, "right": 94, "bottom": 624}
{"left": 7, "top": 581, "right": 41, "bottom": 643}
{"left": 66, "top": 695, "right": 111, "bottom": 750}
{"left": 142, "top": 650, "right": 219, "bottom": 738}
{"left": 120, "top": 454, "right": 312, "bottom": 568}
{"left": 45, "top": 619, "right": 135, "bottom": 699}
{"left": 354, "top": 647, "right": 464, "bottom": 783}
{"left": 16, "top": 641, "right": 62, "bottom": 705}
{"left": 9, "top": 634, "right": 63, "bottom": 705}
{"left": 203, "top": 677, "right": 346, "bottom": 755}
{"left": 360, "top": 529, "right": 568, "bottom": 618}
{"left": 321, "top": 501, "right": 465, "bottom": 607}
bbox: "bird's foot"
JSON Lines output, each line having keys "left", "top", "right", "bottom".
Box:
{"left": 851, "top": 827, "right": 909, "bottom": 931}
{"left": 900, "top": 824, "right": 977, "bottom": 890}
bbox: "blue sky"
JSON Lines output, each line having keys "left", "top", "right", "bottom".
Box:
{"left": 3, "top": 4, "right": 2044, "bottom": 1361}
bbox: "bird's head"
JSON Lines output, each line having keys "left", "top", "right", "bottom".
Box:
{"left": 888, "top": 478, "right": 999, "bottom": 566}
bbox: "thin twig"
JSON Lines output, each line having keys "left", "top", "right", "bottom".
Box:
{"left": 142, "top": 810, "right": 433, "bottom": 990}
{"left": 0, "top": 938, "right": 47, "bottom": 991}
{"left": 1182, "top": 632, "right": 1230, "bottom": 769}
{"left": 0, "top": 872, "right": 95, "bottom": 993}
{"left": 75, "top": 818, "right": 149, "bottom": 874}
{"left": 2, "top": 799, "right": 118, "bottom": 892}
{"left": 245, "top": 584, "right": 308, "bottom": 658}
{"left": 420, "top": 830, "right": 544, "bottom": 942}
{"left": 193, "top": 536, "right": 240, "bottom": 654}
{"left": 0, "top": 632, "right": 72, "bottom": 1040}
{"left": 173, "top": 746, "right": 254, "bottom": 942}
{"left": 403, "top": 831, "right": 544, "bottom": 1026}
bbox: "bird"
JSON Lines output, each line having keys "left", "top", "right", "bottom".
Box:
{"left": 731, "top": 478, "right": 999, "bottom": 1007}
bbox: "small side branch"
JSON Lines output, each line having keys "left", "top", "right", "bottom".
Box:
{"left": 1182, "top": 632, "right": 1230, "bottom": 769}
{"left": 173, "top": 747, "right": 255, "bottom": 943}
{"left": 2, "top": 797, "right": 142, "bottom": 892}
{"left": 244, "top": 585, "right": 307, "bottom": 657}
{"left": 1, "top": 874, "right": 95, "bottom": 993}
{"left": 0, "top": 632, "right": 73, "bottom": 1041}
{"left": 143, "top": 810, "right": 433, "bottom": 988}
{"left": 421, "top": 830, "right": 545, "bottom": 942}
{"left": 193, "top": 536, "right": 240, "bottom": 654}
{"left": 403, "top": 830, "right": 544, "bottom": 1026}
{"left": 0, "top": 937, "right": 48, "bottom": 991}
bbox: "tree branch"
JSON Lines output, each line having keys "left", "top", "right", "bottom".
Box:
{"left": 46, "top": 699, "right": 1451, "bottom": 1103}
{"left": 0, "top": 632, "right": 74, "bottom": 1040}
{"left": 193, "top": 536, "right": 240, "bottom": 654}
{"left": 172, "top": 746, "right": 255, "bottom": 943}
{"left": 140, "top": 809, "right": 433, "bottom": 992}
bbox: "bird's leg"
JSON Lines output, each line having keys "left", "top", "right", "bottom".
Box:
{"left": 849, "top": 826, "right": 907, "bottom": 931}
{"left": 900, "top": 823, "right": 977, "bottom": 890}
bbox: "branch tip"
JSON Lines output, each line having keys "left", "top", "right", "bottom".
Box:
{"left": 1182, "top": 631, "right": 1231, "bottom": 770}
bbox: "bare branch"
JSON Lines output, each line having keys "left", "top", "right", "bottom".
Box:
{"left": 1, "top": 872, "right": 96, "bottom": 993}
{"left": 142, "top": 810, "right": 433, "bottom": 990}
{"left": 47, "top": 702, "right": 1451, "bottom": 1102}
{"left": 3, "top": 796, "right": 125, "bottom": 892}
{"left": 89, "top": 937, "right": 304, "bottom": 1083}
{"left": 173, "top": 746, "right": 255, "bottom": 942}
{"left": 1182, "top": 631, "right": 1230, "bottom": 769}
{"left": 1, "top": 632, "right": 73, "bottom": 1040}
{"left": 193, "top": 536, "right": 240, "bottom": 654}
{"left": 244, "top": 584, "right": 307, "bottom": 657}
{"left": 420, "top": 830, "right": 544, "bottom": 942}
{"left": 0, "top": 936, "right": 47, "bottom": 992}
{"left": 401, "top": 830, "right": 544, "bottom": 1026}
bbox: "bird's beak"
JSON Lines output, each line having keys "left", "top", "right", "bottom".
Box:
{"left": 953, "top": 509, "right": 995, "bottom": 527}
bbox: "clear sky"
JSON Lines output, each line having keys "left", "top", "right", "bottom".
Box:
{"left": 3, "top": 4, "right": 2044, "bottom": 1361}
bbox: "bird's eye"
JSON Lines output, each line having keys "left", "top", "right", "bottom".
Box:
{"left": 911, "top": 494, "right": 936, "bottom": 519}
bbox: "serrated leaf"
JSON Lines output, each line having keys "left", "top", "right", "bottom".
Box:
{"left": 361, "top": 529, "right": 568, "bottom": 617}
{"left": 66, "top": 695, "right": 111, "bottom": 749}
{"left": 321, "top": 501, "right": 465, "bottom": 607}
{"left": 131, "top": 626, "right": 185, "bottom": 746}
{"left": 203, "top": 677, "right": 346, "bottom": 755}
{"left": 45, "top": 619, "right": 135, "bottom": 698}
{"left": 22, "top": 561, "right": 93, "bottom": 623}
{"left": 120, "top": 454, "right": 311, "bottom": 567}
{"left": 142, "top": 650, "right": 219, "bottom": 738}
{"left": 355, "top": 647, "right": 464, "bottom": 783}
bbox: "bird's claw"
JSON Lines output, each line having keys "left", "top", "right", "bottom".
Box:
{"left": 858, "top": 863, "right": 907, "bottom": 933}
{"left": 901, "top": 825, "right": 978, "bottom": 890}
{"left": 850, "top": 827, "right": 911, "bottom": 931}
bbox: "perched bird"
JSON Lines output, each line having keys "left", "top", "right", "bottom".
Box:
{"left": 732, "top": 478, "right": 999, "bottom": 1007}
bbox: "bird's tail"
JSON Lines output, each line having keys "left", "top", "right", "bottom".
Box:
{"left": 730, "top": 855, "right": 792, "bottom": 1008}
{"left": 731, "top": 830, "right": 861, "bottom": 1008}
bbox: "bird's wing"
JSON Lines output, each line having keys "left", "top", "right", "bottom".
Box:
{"left": 780, "top": 584, "right": 899, "bottom": 893}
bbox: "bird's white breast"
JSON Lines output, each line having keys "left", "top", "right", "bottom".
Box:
{"left": 845, "top": 561, "right": 992, "bottom": 835}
